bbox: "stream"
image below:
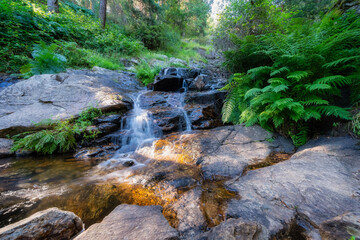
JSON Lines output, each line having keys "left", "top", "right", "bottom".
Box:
{"left": 0, "top": 70, "right": 236, "bottom": 231}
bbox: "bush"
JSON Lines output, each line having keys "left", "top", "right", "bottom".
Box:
{"left": 12, "top": 107, "right": 103, "bottom": 154}
{"left": 0, "top": 0, "right": 143, "bottom": 73}
{"left": 134, "top": 23, "right": 180, "bottom": 50}
{"left": 21, "top": 41, "right": 67, "bottom": 77}
{"left": 135, "top": 61, "right": 162, "bottom": 86}
{"left": 222, "top": 11, "right": 360, "bottom": 146}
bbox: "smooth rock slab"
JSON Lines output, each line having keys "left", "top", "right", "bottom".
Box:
{"left": 0, "top": 67, "right": 141, "bottom": 137}
{"left": 75, "top": 204, "right": 179, "bottom": 240}
{"left": 0, "top": 207, "right": 83, "bottom": 240}
{"left": 225, "top": 136, "right": 360, "bottom": 238}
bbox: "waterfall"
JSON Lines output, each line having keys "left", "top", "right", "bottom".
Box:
{"left": 180, "top": 80, "right": 192, "bottom": 132}
{"left": 117, "top": 91, "right": 157, "bottom": 153}
{"left": 99, "top": 91, "right": 158, "bottom": 169}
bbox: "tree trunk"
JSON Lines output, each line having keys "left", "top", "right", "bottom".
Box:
{"left": 99, "top": 0, "right": 107, "bottom": 28}
{"left": 47, "top": 0, "right": 59, "bottom": 13}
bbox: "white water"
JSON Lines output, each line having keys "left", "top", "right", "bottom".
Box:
{"left": 98, "top": 78, "right": 193, "bottom": 175}
{"left": 98, "top": 91, "right": 158, "bottom": 170}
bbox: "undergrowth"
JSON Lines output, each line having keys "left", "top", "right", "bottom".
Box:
{"left": 221, "top": 11, "right": 360, "bottom": 146}
{"left": 11, "top": 107, "right": 103, "bottom": 154}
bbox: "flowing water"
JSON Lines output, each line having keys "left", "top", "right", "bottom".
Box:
{"left": 0, "top": 88, "right": 236, "bottom": 230}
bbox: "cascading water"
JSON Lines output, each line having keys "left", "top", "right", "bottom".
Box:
{"left": 180, "top": 80, "right": 192, "bottom": 132}
{"left": 98, "top": 90, "right": 159, "bottom": 170}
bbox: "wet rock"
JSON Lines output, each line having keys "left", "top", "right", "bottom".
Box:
{"left": 189, "top": 69, "right": 201, "bottom": 79}
{"left": 93, "top": 114, "right": 122, "bottom": 125}
{"left": 74, "top": 147, "right": 105, "bottom": 158}
{"left": 153, "top": 75, "right": 184, "bottom": 92}
{"left": 122, "top": 159, "right": 135, "bottom": 167}
{"left": 320, "top": 211, "right": 360, "bottom": 240}
{"left": 188, "top": 74, "right": 210, "bottom": 91}
{"left": 149, "top": 107, "right": 185, "bottom": 133}
{"left": 198, "top": 218, "right": 262, "bottom": 240}
{"left": 185, "top": 90, "right": 226, "bottom": 106}
{"left": 153, "top": 68, "right": 190, "bottom": 92}
{"left": 185, "top": 104, "right": 223, "bottom": 130}
{"left": 0, "top": 138, "right": 14, "bottom": 159}
{"left": 225, "top": 136, "right": 360, "bottom": 239}
{"left": 0, "top": 68, "right": 140, "bottom": 137}
{"left": 97, "top": 122, "right": 119, "bottom": 135}
{"left": 198, "top": 125, "right": 295, "bottom": 179}
{"left": 75, "top": 204, "right": 179, "bottom": 240}
{"left": 184, "top": 91, "right": 226, "bottom": 130}
{"left": 0, "top": 207, "right": 83, "bottom": 240}
{"left": 169, "top": 177, "right": 197, "bottom": 190}
{"left": 171, "top": 187, "right": 206, "bottom": 238}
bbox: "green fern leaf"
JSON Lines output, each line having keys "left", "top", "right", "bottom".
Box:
{"left": 244, "top": 88, "right": 262, "bottom": 100}
{"left": 315, "top": 106, "right": 352, "bottom": 120}
{"left": 306, "top": 83, "right": 332, "bottom": 91}
{"left": 287, "top": 71, "right": 310, "bottom": 81}
{"left": 323, "top": 56, "right": 360, "bottom": 68}
{"left": 314, "top": 75, "right": 351, "bottom": 87}
{"left": 270, "top": 67, "right": 290, "bottom": 77}
{"left": 272, "top": 84, "right": 288, "bottom": 92}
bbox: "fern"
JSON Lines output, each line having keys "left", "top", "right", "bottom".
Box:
{"left": 314, "top": 106, "right": 352, "bottom": 120}
{"left": 306, "top": 83, "right": 332, "bottom": 91}
{"left": 287, "top": 71, "right": 310, "bottom": 81}
{"left": 270, "top": 67, "right": 290, "bottom": 77}
{"left": 221, "top": 9, "right": 358, "bottom": 146}
{"left": 323, "top": 55, "right": 360, "bottom": 68}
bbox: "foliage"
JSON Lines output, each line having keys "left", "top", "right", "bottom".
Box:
{"left": 11, "top": 107, "right": 103, "bottom": 154}
{"left": 221, "top": 11, "right": 360, "bottom": 146}
{"left": 135, "top": 62, "right": 162, "bottom": 86}
{"left": 0, "top": 0, "right": 143, "bottom": 73}
{"left": 353, "top": 112, "right": 360, "bottom": 138}
{"left": 21, "top": 41, "right": 67, "bottom": 77}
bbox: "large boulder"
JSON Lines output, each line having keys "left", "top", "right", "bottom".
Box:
{"left": 223, "top": 136, "right": 360, "bottom": 239}
{"left": 0, "top": 67, "right": 142, "bottom": 137}
{"left": 152, "top": 68, "right": 190, "bottom": 92}
{"left": 0, "top": 207, "right": 83, "bottom": 240}
{"left": 196, "top": 125, "right": 295, "bottom": 179}
{"left": 75, "top": 204, "right": 179, "bottom": 240}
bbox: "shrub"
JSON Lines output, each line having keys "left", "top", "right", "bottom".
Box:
{"left": 21, "top": 41, "right": 67, "bottom": 77}
{"left": 135, "top": 61, "right": 162, "bottom": 86}
{"left": 222, "top": 11, "right": 360, "bottom": 146}
{"left": 12, "top": 107, "right": 103, "bottom": 154}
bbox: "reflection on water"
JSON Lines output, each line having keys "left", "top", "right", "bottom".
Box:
{"left": 0, "top": 153, "right": 102, "bottom": 227}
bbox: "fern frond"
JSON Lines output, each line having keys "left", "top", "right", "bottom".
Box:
{"left": 272, "top": 84, "right": 288, "bottom": 92}
{"left": 323, "top": 56, "right": 360, "bottom": 68}
{"left": 244, "top": 88, "right": 262, "bottom": 100}
{"left": 270, "top": 67, "right": 290, "bottom": 77}
{"left": 306, "top": 83, "right": 332, "bottom": 91}
{"left": 303, "top": 108, "right": 321, "bottom": 121}
{"left": 222, "top": 93, "right": 238, "bottom": 123}
{"left": 247, "top": 66, "right": 272, "bottom": 78}
{"left": 315, "top": 106, "right": 352, "bottom": 120}
{"left": 314, "top": 75, "right": 351, "bottom": 87}
{"left": 287, "top": 71, "right": 310, "bottom": 81}
{"left": 291, "top": 126, "right": 308, "bottom": 147}
{"left": 299, "top": 98, "right": 329, "bottom": 106}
